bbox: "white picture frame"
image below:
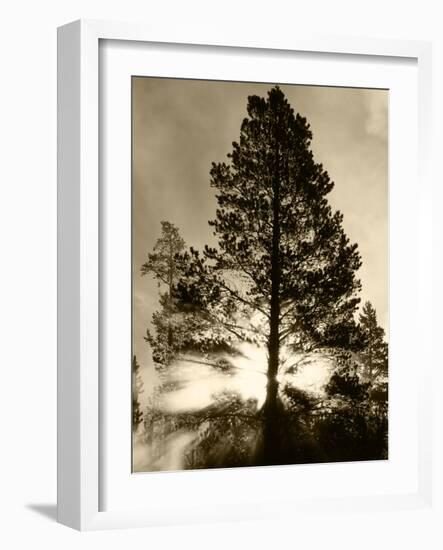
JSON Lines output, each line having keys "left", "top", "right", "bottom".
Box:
{"left": 57, "top": 19, "right": 433, "bottom": 531}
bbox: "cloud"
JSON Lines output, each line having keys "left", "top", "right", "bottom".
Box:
{"left": 364, "top": 90, "right": 388, "bottom": 140}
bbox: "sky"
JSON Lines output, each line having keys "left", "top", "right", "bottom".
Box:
{"left": 132, "top": 77, "right": 388, "bottom": 397}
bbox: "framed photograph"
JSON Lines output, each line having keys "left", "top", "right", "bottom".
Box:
{"left": 57, "top": 19, "right": 433, "bottom": 530}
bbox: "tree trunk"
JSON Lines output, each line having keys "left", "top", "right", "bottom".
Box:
{"left": 262, "top": 146, "right": 281, "bottom": 464}
{"left": 263, "top": 326, "right": 280, "bottom": 463}
{"left": 263, "top": 238, "right": 281, "bottom": 462}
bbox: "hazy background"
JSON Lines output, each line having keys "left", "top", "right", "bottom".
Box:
{"left": 132, "top": 77, "right": 388, "bottom": 404}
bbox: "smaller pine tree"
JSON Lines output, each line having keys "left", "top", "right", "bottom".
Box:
{"left": 358, "top": 301, "right": 388, "bottom": 383}
{"left": 142, "top": 221, "right": 236, "bottom": 374}
{"left": 141, "top": 221, "right": 186, "bottom": 370}
{"left": 132, "top": 355, "right": 144, "bottom": 429}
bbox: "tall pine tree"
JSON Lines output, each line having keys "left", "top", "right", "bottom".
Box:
{"left": 178, "top": 86, "right": 362, "bottom": 462}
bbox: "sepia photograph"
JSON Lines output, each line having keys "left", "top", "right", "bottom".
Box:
{"left": 131, "top": 77, "right": 389, "bottom": 472}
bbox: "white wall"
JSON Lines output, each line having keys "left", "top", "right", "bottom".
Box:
{"left": 0, "top": 1, "right": 441, "bottom": 548}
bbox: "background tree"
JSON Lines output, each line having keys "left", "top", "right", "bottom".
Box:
{"left": 178, "top": 86, "right": 362, "bottom": 463}
{"left": 132, "top": 355, "right": 144, "bottom": 430}
{"left": 141, "top": 221, "right": 185, "bottom": 353}
{"left": 358, "top": 301, "right": 388, "bottom": 384}
{"left": 318, "top": 352, "right": 388, "bottom": 461}
{"left": 142, "top": 221, "right": 236, "bottom": 374}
